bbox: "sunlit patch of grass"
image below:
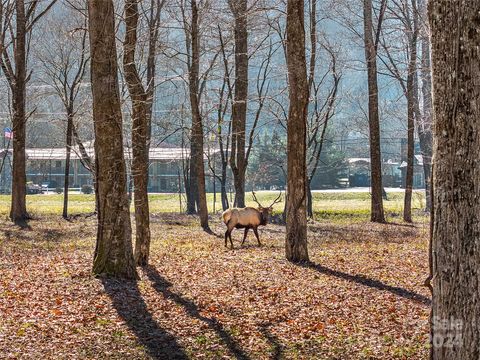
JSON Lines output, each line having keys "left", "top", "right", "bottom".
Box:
{"left": 0, "top": 191, "right": 428, "bottom": 227}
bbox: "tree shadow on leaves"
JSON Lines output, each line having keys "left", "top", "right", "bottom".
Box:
{"left": 308, "top": 263, "right": 431, "bottom": 306}
{"left": 145, "top": 266, "right": 250, "bottom": 360}
{"left": 101, "top": 277, "right": 189, "bottom": 360}
{"left": 258, "top": 323, "right": 283, "bottom": 360}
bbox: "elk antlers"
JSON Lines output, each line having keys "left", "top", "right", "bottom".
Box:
{"left": 269, "top": 191, "right": 282, "bottom": 208}
{"left": 252, "top": 191, "right": 282, "bottom": 208}
{"left": 252, "top": 191, "right": 264, "bottom": 208}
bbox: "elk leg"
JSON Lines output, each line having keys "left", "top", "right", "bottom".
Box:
{"left": 241, "top": 227, "right": 249, "bottom": 246}
{"left": 224, "top": 230, "right": 229, "bottom": 247}
{"left": 253, "top": 227, "right": 262, "bottom": 246}
{"left": 225, "top": 220, "right": 235, "bottom": 249}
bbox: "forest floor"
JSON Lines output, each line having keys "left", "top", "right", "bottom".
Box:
{"left": 0, "top": 204, "right": 431, "bottom": 359}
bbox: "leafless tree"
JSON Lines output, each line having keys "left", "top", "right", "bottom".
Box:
{"left": 363, "top": 0, "right": 386, "bottom": 223}
{"left": 37, "top": 6, "right": 89, "bottom": 219}
{"left": 285, "top": 0, "right": 309, "bottom": 262}
{"left": 228, "top": 0, "right": 248, "bottom": 208}
{"left": 417, "top": 0, "right": 432, "bottom": 211}
{"left": 378, "top": 0, "right": 418, "bottom": 222}
{"left": 89, "top": 0, "right": 137, "bottom": 279}
{"left": 123, "top": 0, "right": 165, "bottom": 266}
{"left": 0, "top": 0, "right": 57, "bottom": 224}
{"left": 305, "top": 0, "right": 342, "bottom": 217}
{"left": 185, "top": 0, "right": 210, "bottom": 230}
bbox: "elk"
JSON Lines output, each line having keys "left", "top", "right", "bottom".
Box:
{"left": 222, "top": 192, "right": 282, "bottom": 249}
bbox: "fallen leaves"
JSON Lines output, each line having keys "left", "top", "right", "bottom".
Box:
{"left": 0, "top": 215, "right": 431, "bottom": 359}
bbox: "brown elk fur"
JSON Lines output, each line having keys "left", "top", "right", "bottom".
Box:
{"left": 221, "top": 192, "right": 281, "bottom": 249}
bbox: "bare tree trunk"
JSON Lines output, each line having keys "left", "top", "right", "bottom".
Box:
{"left": 403, "top": 0, "right": 418, "bottom": 223}
{"left": 220, "top": 175, "right": 229, "bottom": 210}
{"left": 430, "top": 1, "right": 480, "bottom": 358}
{"left": 186, "top": 159, "right": 197, "bottom": 214}
{"left": 10, "top": 0, "right": 29, "bottom": 224}
{"left": 285, "top": 0, "right": 309, "bottom": 263}
{"left": 189, "top": 0, "right": 209, "bottom": 231}
{"left": 363, "top": 0, "right": 385, "bottom": 223}
{"left": 182, "top": 125, "right": 196, "bottom": 214}
{"left": 306, "top": 179, "right": 313, "bottom": 218}
{"left": 306, "top": 0, "right": 316, "bottom": 220}
{"left": 63, "top": 110, "right": 74, "bottom": 219}
{"left": 124, "top": 0, "right": 152, "bottom": 266}
{"left": 88, "top": 0, "right": 137, "bottom": 279}
{"left": 418, "top": 0, "right": 433, "bottom": 212}
{"left": 229, "top": 0, "right": 248, "bottom": 208}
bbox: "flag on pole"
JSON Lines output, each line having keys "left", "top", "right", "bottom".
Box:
{"left": 4, "top": 128, "right": 12, "bottom": 139}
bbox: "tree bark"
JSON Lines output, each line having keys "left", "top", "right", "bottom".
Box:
{"left": 403, "top": 0, "right": 418, "bottom": 223}
{"left": 63, "top": 110, "right": 74, "bottom": 219}
{"left": 229, "top": 0, "right": 248, "bottom": 208}
{"left": 189, "top": 0, "right": 209, "bottom": 231}
{"left": 88, "top": 0, "right": 137, "bottom": 279}
{"left": 418, "top": 0, "right": 433, "bottom": 212}
{"left": 285, "top": 0, "right": 309, "bottom": 263}
{"left": 124, "top": 0, "right": 151, "bottom": 266}
{"left": 430, "top": 1, "right": 480, "bottom": 358}
{"left": 306, "top": 180, "right": 313, "bottom": 218}
{"left": 10, "top": 0, "right": 29, "bottom": 224}
{"left": 185, "top": 159, "right": 197, "bottom": 214}
{"left": 363, "top": 0, "right": 385, "bottom": 223}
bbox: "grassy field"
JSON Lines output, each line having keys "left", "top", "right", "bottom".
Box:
{"left": 0, "top": 190, "right": 428, "bottom": 222}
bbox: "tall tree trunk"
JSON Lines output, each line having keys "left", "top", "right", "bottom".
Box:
{"left": 88, "top": 0, "right": 137, "bottom": 279}
{"left": 185, "top": 161, "right": 197, "bottom": 214}
{"left": 306, "top": 179, "right": 313, "bottom": 218}
{"left": 183, "top": 131, "right": 196, "bottom": 214}
{"left": 430, "top": 1, "right": 480, "bottom": 358}
{"left": 189, "top": 0, "right": 209, "bottom": 231}
{"left": 124, "top": 0, "right": 151, "bottom": 266}
{"left": 220, "top": 163, "right": 229, "bottom": 211}
{"left": 10, "top": 0, "right": 29, "bottom": 224}
{"left": 229, "top": 0, "right": 248, "bottom": 208}
{"left": 403, "top": 0, "right": 418, "bottom": 223}
{"left": 418, "top": 0, "right": 433, "bottom": 212}
{"left": 363, "top": 0, "right": 385, "bottom": 223}
{"left": 285, "top": 0, "right": 309, "bottom": 263}
{"left": 63, "top": 110, "right": 74, "bottom": 219}
{"left": 306, "top": 0, "right": 316, "bottom": 220}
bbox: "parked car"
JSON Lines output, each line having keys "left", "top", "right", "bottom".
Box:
{"left": 41, "top": 180, "right": 58, "bottom": 192}
{"left": 26, "top": 182, "right": 42, "bottom": 195}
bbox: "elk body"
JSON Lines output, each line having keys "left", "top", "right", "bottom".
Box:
{"left": 222, "top": 192, "right": 281, "bottom": 249}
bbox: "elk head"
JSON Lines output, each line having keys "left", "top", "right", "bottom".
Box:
{"left": 251, "top": 191, "right": 282, "bottom": 225}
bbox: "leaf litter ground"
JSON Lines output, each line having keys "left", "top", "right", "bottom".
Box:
{"left": 0, "top": 214, "right": 430, "bottom": 359}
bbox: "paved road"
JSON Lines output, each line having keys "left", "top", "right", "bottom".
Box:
{"left": 260, "top": 187, "right": 424, "bottom": 193}
{"left": 312, "top": 187, "right": 424, "bottom": 193}
{"left": 36, "top": 187, "right": 425, "bottom": 195}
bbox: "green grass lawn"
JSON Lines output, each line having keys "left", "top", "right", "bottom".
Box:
{"left": 0, "top": 190, "right": 428, "bottom": 222}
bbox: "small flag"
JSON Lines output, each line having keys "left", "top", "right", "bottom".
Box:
{"left": 4, "top": 128, "right": 12, "bottom": 139}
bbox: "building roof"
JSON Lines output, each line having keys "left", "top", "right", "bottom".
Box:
{"left": 17, "top": 146, "right": 213, "bottom": 161}
{"left": 348, "top": 158, "right": 370, "bottom": 164}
